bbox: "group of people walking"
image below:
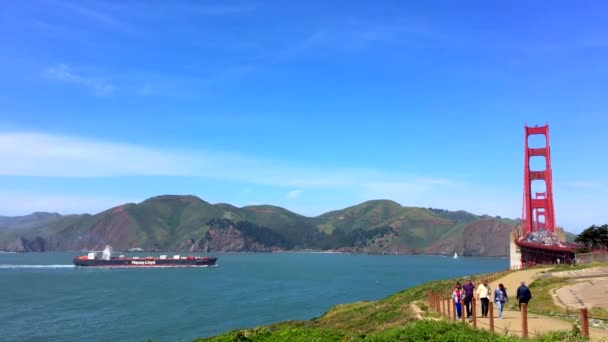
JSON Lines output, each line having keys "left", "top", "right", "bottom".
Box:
{"left": 451, "top": 279, "right": 532, "bottom": 320}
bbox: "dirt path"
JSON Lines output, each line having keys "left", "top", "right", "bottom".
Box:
{"left": 460, "top": 268, "right": 608, "bottom": 341}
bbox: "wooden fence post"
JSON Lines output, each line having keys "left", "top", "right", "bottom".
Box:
{"left": 436, "top": 293, "right": 440, "bottom": 314}
{"left": 580, "top": 308, "right": 589, "bottom": 338}
{"left": 461, "top": 297, "right": 466, "bottom": 323}
{"left": 472, "top": 297, "right": 477, "bottom": 328}
{"left": 442, "top": 295, "right": 446, "bottom": 317}
{"left": 489, "top": 301, "right": 494, "bottom": 332}
{"left": 447, "top": 294, "right": 451, "bottom": 319}
{"left": 521, "top": 303, "right": 528, "bottom": 339}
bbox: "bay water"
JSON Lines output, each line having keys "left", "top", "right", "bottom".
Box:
{"left": 0, "top": 252, "right": 507, "bottom": 341}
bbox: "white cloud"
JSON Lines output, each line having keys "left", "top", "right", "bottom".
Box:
{"left": 4, "top": 131, "right": 603, "bottom": 231}
{"left": 286, "top": 190, "right": 303, "bottom": 199}
{"left": 46, "top": 64, "right": 113, "bottom": 95}
{"left": 0, "top": 132, "right": 191, "bottom": 177}
{"left": 0, "top": 131, "right": 605, "bottom": 232}
{"left": 0, "top": 132, "right": 459, "bottom": 192}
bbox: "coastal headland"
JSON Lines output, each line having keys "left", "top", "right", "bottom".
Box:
{"left": 197, "top": 264, "right": 608, "bottom": 341}
{"left": 1, "top": 195, "right": 534, "bottom": 256}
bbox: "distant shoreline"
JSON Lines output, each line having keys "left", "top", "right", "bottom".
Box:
{"left": 0, "top": 249, "right": 508, "bottom": 258}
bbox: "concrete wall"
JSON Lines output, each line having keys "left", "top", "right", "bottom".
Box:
{"left": 509, "top": 228, "right": 522, "bottom": 269}
{"left": 575, "top": 252, "right": 608, "bottom": 264}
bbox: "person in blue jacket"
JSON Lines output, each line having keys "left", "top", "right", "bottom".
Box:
{"left": 494, "top": 283, "right": 508, "bottom": 319}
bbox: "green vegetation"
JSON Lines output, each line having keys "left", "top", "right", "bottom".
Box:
{"left": 198, "top": 306, "right": 586, "bottom": 342}
{"left": 319, "top": 226, "right": 394, "bottom": 250}
{"left": 198, "top": 321, "right": 552, "bottom": 342}
{"left": 575, "top": 224, "right": 608, "bottom": 251}
{"left": 207, "top": 218, "right": 294, "bottom": 249}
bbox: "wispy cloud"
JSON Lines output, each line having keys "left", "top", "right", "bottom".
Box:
{"left": 0, "top": 131, "right": 539, "bottom": 221}
{"left": 0, "top": 132, "right": 456, "bottom": 191}
{"left": 286, "top": 190, "right": 303, "bottom": 199}
{"left": 0, "top": 132, "right": 601, "bottom": 229}
{"left": 266, "top": 17, "right": 453, "bottom": 66}
{"left": 46, "top": 64, "right": 114, "bottom": 95}
{"left": 58, "top": 1, "right": 135, "bottom": 34}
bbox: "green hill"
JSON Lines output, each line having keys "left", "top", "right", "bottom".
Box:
{"left": 0, "top": 195, "right": 519, "bottom": 255}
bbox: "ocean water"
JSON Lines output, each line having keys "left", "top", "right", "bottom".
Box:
{"left": 0, "top": 252, "right": 508, "bottom": 341}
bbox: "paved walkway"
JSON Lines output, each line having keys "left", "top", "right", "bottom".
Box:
{"left": 552, "top": 267, "right": 608, "bottom": 309}
{"left": 448, "top": 268, "right": 608, "bottom": 341}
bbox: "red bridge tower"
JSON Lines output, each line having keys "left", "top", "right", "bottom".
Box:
{"left": 521, "top": 124, "right": 556, "bottom": 235}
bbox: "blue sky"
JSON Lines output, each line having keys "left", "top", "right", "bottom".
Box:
{"left": 1, "top": 1, "right": 607, "bottom": 232}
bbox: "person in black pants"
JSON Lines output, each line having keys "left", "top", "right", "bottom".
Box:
{"left": 462, "top": 278, "right": 475, "bottom": 320}
{"left": 516, "top": 281, "right": 532, "bottom": 310}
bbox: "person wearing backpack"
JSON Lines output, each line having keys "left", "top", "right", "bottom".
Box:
{"left": 494, "top": 283, "right": 508, "bottom": 319}
{"left": 516, "top": 281, "right": 532, "bottom": 311}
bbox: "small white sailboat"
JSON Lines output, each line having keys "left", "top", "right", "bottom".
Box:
{"left": 453, "top": 252, "right": 458, "bottom": 259}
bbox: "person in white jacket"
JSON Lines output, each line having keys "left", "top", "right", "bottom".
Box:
{"left": 476, "top": 281, "right": 491, "bottom": 317}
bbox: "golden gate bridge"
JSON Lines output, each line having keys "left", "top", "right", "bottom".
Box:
{"left": 510, "top": 124, "right": 576, "bottom": 267}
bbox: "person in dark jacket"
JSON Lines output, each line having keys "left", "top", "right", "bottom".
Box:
{"left": 462, "top": 278, "right": 475, "bottom": 320}
{"left": 516, "top": 281, "right": 532, "bottom": 311}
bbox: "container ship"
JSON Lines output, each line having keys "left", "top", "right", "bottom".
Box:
{"left": 73, "top": 246, "right": 217, "bottom": 267}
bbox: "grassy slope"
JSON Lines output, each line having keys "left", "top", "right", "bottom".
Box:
{"left": 316, "top": 200, "right": 405, "bottom": 234}
{"left": 198, "top": 321, "right": 585, "bottom": 342}
{"left": 230, "top": 205, "right": 321, "bottom": 248}
{"left": 122, "top": 196, "right": 226, "bottom": 248}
